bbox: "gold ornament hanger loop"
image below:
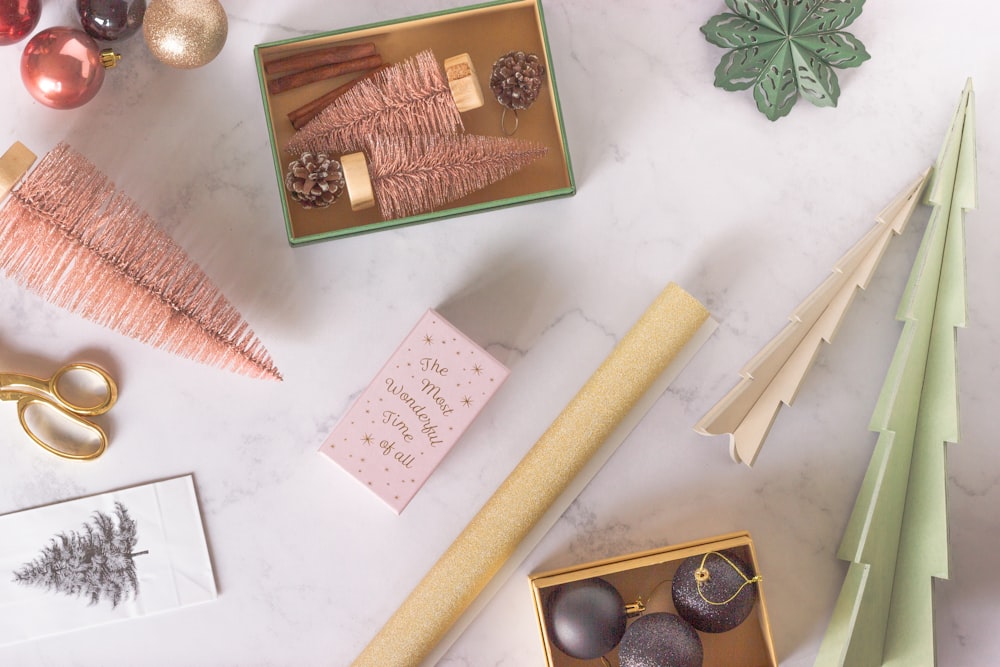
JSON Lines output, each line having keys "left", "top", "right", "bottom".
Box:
{"left": 694, "top": 551, "right": 762, "bottom": 606}
{"left": 500, "top": 107, "right": 519, "bottom": 135}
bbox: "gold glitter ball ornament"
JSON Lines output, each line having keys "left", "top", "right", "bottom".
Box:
{"left": 143, "top": 0, "right": 228, "bottom": 69}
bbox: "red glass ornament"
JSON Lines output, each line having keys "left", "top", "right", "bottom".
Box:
{"left": 20, "top": 27, "right": 115, "bottom": 110}
{"left": 0, "top": 0, "right": 41, "bottom": 45}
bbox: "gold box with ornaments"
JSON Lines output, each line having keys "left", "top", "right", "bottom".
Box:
{"left": 529, "top": 531, "right": 778, "bottom": 667}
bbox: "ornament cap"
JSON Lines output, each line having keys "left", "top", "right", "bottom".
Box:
{"left": 625, "top": 599, "right": 647, "bottom": 617}
{"left": 100, "top": 49, "right": 122, "bottom": 69}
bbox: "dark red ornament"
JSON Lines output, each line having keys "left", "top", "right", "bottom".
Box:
{"left": 77, "top": 0, "right": 146, "bottom": 41}
{"left": 20, "top": 27, "right": 121, "bottom": 109}
{"left": 0, "top": 0, "right": 41, "bottom": 45}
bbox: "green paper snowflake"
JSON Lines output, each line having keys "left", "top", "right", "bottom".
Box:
{"left": 701, "top": 0, "right": 870, "bottom": 121}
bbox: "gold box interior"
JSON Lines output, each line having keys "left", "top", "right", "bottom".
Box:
{"left": 529, "top": 532, "right": 779, "bottom": 667}
{"left": 255, "top": 0, "right": 574, "bottom": 243}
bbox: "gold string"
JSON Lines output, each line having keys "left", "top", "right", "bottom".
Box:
{"left": 694, "top": 551, "right": 762, "bottom": 606}
{"left": 637, "top": 577, "right": 671, "bottom": 612}
{"left": 500, "top": 107, "right": 520, "bottom": 135}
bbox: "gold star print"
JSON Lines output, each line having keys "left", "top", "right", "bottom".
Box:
{"left": 361, "top": 434, "right": 374, "bottom": 445}
{"left": 471, "top": 363, "right": 483, "bottom": 375}
{"left": 423, "top": 334, "right": 434, "bottom": 345}
{"left": 462, "top": 396, "right": 473, "bottom": 407}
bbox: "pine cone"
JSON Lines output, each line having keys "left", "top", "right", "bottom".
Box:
{"left": 284, "top": 152, "right": 346, "bottom": 209}
{"left": 489, "top": 51, "right": 545, "bottom": 110}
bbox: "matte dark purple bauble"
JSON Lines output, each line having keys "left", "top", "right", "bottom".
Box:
{"left": 78, "top": 0, "right": 146, "bottom": 41}
{"left": 672, "top": 550, "right": 758, "bottom": 633}
{"left": 546, "top": 578, "right": 627, "bottom": 660}
{"left": 619, "top": 612, "right": 703, "bottom": 667}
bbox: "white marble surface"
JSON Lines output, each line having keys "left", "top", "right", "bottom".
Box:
{"left": 0, "top": 1, "right": 997, "bottom": 665}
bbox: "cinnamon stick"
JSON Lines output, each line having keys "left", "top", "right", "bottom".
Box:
{"left": 267, "top": 54, "right": 383, "bottom": 95}
{"left": 287, "top": 64, "right": 390, "bottom": 130}
{"left": 264, "top": 42, "right": 377, "bottom": 76}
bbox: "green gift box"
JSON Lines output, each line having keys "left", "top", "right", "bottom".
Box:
{"left": 254, "top": 0, "right": 575, "bottom": 246}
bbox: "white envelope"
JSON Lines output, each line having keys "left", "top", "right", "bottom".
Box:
{"left": 0, "top": 474, "right": 217, "bottom": 646}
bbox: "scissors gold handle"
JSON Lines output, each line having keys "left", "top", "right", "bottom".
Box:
{"left": 0, "top": 362, "right": 118, "bottom": 460}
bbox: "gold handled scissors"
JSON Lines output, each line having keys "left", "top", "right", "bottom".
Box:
{"left": 0, "top": 362, "right": 118, "bottom": 460}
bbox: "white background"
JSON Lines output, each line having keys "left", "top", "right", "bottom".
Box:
{"left": 0, "top": 1, "right": 997, "bottom": 665}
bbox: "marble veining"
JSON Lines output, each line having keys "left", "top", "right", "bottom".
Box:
{"left": 0, "top": 1, "right": 997, "bottom": 666}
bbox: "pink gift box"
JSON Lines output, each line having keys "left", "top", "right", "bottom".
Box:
{"left": 320, "top": 309, "right": 510, "bottom": 513}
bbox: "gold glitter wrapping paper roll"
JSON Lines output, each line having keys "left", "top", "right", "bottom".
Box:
{"left": 353, "top": 282, "right": 711, "bottom": 666}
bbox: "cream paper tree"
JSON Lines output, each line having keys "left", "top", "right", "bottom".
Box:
{"left": 815, "top": 79, "right": 976, "bottom": 667}
{"left": 694, "top": 169, "right": 931, "bottom": 466}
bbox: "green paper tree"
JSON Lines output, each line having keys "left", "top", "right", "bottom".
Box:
{"left": 13, "top": 501, "right": 148, "bottom": 609}
{"left": 701, "top": 0, "right": 870, "bottom": 121}
{"left": 815, "top": 80, "right": 976, "bottom": 667}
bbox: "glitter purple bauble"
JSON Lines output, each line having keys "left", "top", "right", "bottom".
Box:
{"left": 672, "top": 550, "right": 758, "bottom": 633}
{"left": 546, "top": 577, "right": 627, "bottom": 659}
{"left": 619, "top": 612, "right": 703, "bottom": 667}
